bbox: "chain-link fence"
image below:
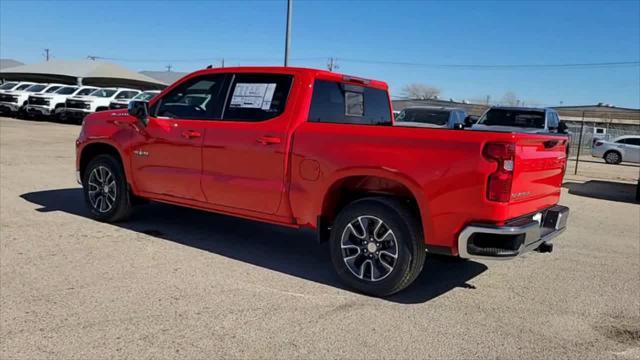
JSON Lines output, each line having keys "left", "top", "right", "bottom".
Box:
{"left": 559, "top": 110, "right": 640, "bottom": 182}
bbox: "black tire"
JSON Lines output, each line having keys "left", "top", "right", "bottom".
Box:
{"left": 82, "top": 154, "right": 132, "bottom": 222}
{"left": 52, "top": 104, "right": 64, "bottom": 121}
{"left": 329, "top": 197, "right": 426, "bottom": 297}
{"left": 604, "top": 150, "right": 622, "bottom": 164}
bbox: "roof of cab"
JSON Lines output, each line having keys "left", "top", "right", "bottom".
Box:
{"left": 489, "top": 106, "right": 554, "bottom": 112}
{"left": 182, "top": 66, "right": 389, "bottom": 90}
{"left": 404, "top": 106, "right": 466, "bottom": 112}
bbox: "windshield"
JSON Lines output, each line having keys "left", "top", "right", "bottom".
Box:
{"left": 0, "top": 82, "right": 18, "bottom": 90}
{"left": 133, "top": 91, "right": 158, "bottom": 101}
{"left": 45, "top": 86, "right": 62, "bottom": 93}
{"left": 25, "top": 84, "right": 46, "bottom": 93}
{"left": 76, "top": 88, "right": 97, "bottom": 96}
{"left": 55, "top": 86, "right": 78, "bottom": 95}
{"left": 90, "top": 89, "right": 117, "bottom": 98}
{"left": 477, "top": 109, "right": 545, "bottom": 128}
{"left": 16, "top": 84, "right": 33, "bottom": 91}
{"left": 396, "top": 108, "right": 449, "bottom": 126}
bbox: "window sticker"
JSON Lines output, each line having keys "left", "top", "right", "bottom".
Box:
{"left": 345, "top": 91, "right": 364, "bottom": 116}
{"left": 230, "top": 83, "right": 277, "bottom": 109}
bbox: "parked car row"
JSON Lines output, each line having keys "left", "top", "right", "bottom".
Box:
{"left": 394, "top": 105, "right": 568, "bottom": 134}
{"left": 0, "top": 81, "right": 159, "bottom": 124}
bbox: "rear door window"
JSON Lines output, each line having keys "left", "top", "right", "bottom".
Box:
{"left": 222, "top": 73, "right": 293, "bottom": 122}
{"left": 308, "top": 80, "right": 391, "bottom": 125}
{"left": 627, "top": 138, "right": 640, "bottom": 146}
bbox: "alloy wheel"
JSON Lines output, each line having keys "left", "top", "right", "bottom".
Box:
{"left": 87, "top": 166, "right": 117, "bottom": 213}
{"left": 340, "top": 215, "right": 399, "bottom": 282}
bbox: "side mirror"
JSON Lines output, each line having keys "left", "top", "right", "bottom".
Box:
{"left": 463, "top": 115, "right": 478, "bottom": 127}
{"left": 557, "top": 121, "right": 568, "bottom": 134}
{"left": 128, "top": 100, "right": 149, "bottom": 126}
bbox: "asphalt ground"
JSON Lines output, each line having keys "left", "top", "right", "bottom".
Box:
{"left": 1, "top": 116, "right": 639, "bottom": 359}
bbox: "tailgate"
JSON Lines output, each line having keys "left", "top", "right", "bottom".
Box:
{"left": 508, "top": 135, "right": 568, "bottom": 216}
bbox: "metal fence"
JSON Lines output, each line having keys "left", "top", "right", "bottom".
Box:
{"left": 559, "top": 111, "right": 640, "bottom": 177}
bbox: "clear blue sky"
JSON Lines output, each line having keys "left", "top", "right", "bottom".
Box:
{"left": 1, "top": 0, "right": 639, "bottom": 108}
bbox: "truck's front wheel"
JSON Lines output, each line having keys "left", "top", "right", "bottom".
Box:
{"left": 82, "top": 154, "right": 132, "bottom": 222}
{"left": 329, "top": 197, "right": 426, "bottom": 297}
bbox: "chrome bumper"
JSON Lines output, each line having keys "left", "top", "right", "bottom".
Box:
{"left": 0, "top": 102, "right": 19, "bottom": 112}
{"left": 25, "top": 105, "right": 52, "bottom": 115}
{"left": 458, "top": 205, "right": 569, "bottom": 260}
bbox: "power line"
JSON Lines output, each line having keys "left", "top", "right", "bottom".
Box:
{"left": 82, "top": 54, "right": 640, "bottom": 70}
{"left": 336, "top": 58, "right": 640, "bottom": 69}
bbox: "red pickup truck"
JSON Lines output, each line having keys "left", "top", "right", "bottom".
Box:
{"left": 76, "top": 67, "right": 569, "bottom": 296}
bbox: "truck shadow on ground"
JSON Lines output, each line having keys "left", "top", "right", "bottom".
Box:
{"left": 563, "top": 180, "right": 639, "bottom": 204}
{"left": 20, "top": 188, "right": 487, "bottom": 304}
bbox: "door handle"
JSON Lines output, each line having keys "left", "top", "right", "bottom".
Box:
{"left": 256, "top": 136, "right": 281, "bottom": 145}
{"left": 181, "top": 130, "right": 201, "bottom": 139}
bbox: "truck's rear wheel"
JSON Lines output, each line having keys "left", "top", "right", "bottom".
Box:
{"left": 329, "top": 197, "right": 426, "bottom": 297}
{"left": 82, "top": 154, "right": 132, "bottom": 222}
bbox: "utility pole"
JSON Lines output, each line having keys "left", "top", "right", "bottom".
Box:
{"left": 44, "top": 48, "right": 50, "bottom": 61}
{"left": 166, "top": 64, "right": 173, "bottom": 72}
{"left": 327, "top": 57, "right": 339, "bottom": 72}
{"left": 284, "top": 0, "right": 292, "bottom": 66}
{"left": 220, "top": 58, "right": 225, "bottom": 68}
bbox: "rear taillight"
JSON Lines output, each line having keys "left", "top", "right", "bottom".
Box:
{"left": 594, "top": 141, "right": 603, "bottom": 147}
{"left": 483, "top": 142, "right": 515, "bottom": 202}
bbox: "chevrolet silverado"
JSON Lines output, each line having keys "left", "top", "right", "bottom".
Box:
{"left": 76, "top": 67, "right": 570, "bottom": 296}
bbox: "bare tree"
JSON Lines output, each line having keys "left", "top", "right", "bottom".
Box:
{"left": 501, "top": 91, "right": 520, "bottom": 106}
{"left": 401, "top": 83, "right": 441, "bottom": 100}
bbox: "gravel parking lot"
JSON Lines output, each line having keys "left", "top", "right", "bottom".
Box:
{"left": 1, "top": 116, "right": 639, "bottom": 359}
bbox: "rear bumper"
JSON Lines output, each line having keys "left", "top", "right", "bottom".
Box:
{"left": 458, "top": 205, "right": 569, "bottom": 260}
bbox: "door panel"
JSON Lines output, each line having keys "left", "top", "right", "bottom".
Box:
{"left": 201, "top": 121, "right": 287, "bottom": 214}
{"left": 131, "top": 117, "right": 206, "bottom": 201}
{"left": 130, "top": 73, "right": 228, "bottom": 202}
{"left": 200, "top": 73, "right": 294, "bottom": 214}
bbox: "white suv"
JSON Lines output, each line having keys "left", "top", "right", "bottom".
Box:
{"left": 0, "top": 83, "right": 64, "bottom": 116}
{"left": 0, "top": 81, "right": 36, "bottom": 93}
{"left": 109, "top": 90, "right": 160, "bottom": 110}
{"left": 25, "top": 86, "right": 98, "bottom": 118}
{"left": 63, "top": 88, "right": 141, "bottom": 123}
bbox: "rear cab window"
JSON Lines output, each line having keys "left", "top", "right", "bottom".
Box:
{"left": 395, "top": 108, "right": 450, "bottom": 126}
{"left": 308, "top": 79, "right": 391, "bottom": 125}
{"left": 478, "top": 109, "right": 546, "bottom": 128}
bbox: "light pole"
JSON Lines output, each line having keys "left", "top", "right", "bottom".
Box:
{"left": 284, "top": 0, "right": 292, "bottom": 66}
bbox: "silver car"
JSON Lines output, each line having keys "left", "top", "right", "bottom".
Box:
{"left": 592, "top": 135, "right": 640, "bottom": 164}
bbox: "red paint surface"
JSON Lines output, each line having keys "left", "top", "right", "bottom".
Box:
{"left": 77, "top": 67, "right": 567, "bottom": 255}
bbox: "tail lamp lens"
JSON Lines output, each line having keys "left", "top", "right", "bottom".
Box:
{"left": 483, "top": 142, "right": 515, "bottom": 202}
{"left": 594, "top": 141, "right": 603, "bottom": 147}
